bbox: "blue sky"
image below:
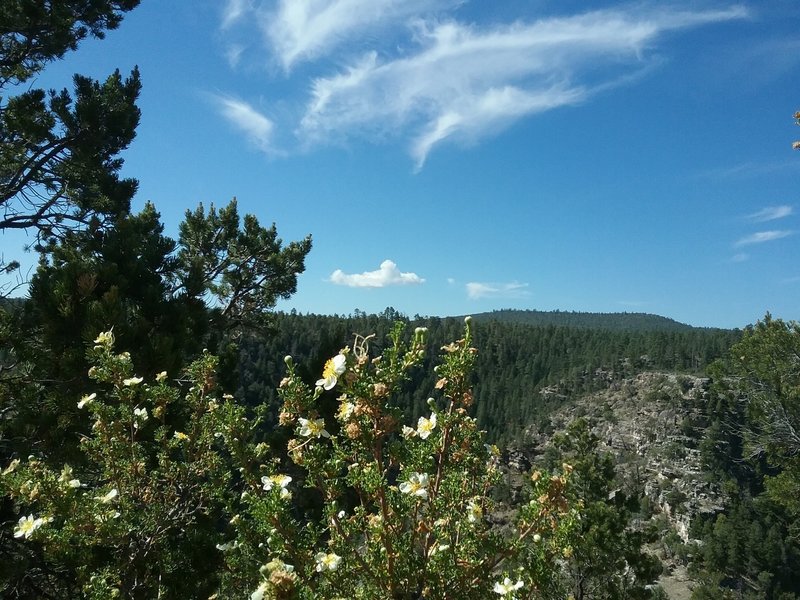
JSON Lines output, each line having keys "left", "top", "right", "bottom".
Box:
{"left": 3, "top": 0, "right": 800, "bottom": 328}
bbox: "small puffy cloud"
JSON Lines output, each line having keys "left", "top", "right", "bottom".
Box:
{"left": 466, "top": 281, "right": 530, "bottom": 300}
{"left": 330, "top": 259, "right": 425, "bottom": 288}
{"left": 734, "top": 230, "right": 793, "bottom": 247}
{"left": 746, "top": 205, "right": 793, "bottom": 222}
{"left": 213, "top": 96, "right": 274, "bottom": 151}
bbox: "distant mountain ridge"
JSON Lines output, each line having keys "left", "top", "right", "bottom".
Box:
{"left": 463, "top": 309, "right": 722, "bottom": 332}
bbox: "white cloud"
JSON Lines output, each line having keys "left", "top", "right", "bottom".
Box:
{"left": 296, "top": 6, "right": 748, "bottom": 168}
{"left": 747, "top": 205, "right": 793, "bottom": 222}
{"left": 731, "top": 252, "right": 749, "bottom": 262}
{"left": 221, "top": 0, "right": 251, "bottom": 30}
{"left": 466, "top": 281, "right": 530, "bottom": 300}
{"left": 225, "top": 44, "right": 245, "bottom": 68}
{"left": 734, "top": 230, "right": 793, "bottom": 247}
{"left": 217, "top": 4, "right": 746, "bottom": 166}
{"left": 330, "top": 259, "right": 425, "bottom": 288}
{"left": 263, "top": 0, "right": 456, "bottom": 71}
{"left": 699, "top": 159, "right": 799, "bottom": 179}
{"left": 214, "top": 96, "right": 275, "bottom": 151}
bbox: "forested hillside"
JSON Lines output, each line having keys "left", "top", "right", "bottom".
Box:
{"left": 468, "top": 309, "right": 699, "bottom": 332}
{"left": 237, "top": 310, "right": 740, "bottom": 442}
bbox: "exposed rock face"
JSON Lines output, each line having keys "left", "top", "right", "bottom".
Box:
{"left": 497, "top": 371, "right": 727, "bottom": 598}
{"left": 523, "top": 372, "right": 724, "bottom": 542}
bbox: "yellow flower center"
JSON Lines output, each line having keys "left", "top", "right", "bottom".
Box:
{"left": 322, "top": 358, "right": 338, "bottom": 380}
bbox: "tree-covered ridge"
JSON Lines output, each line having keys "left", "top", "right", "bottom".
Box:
{"left": 467, "top": 309, "right": 714, "bottom": 332}
{"left": 237, "top": 310, "right": 741, "bottom": 442}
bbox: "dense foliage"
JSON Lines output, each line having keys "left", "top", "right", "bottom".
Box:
{"left": 688, "top": 316, "right": 800, "bottom": 599}
{"left": 236, "top": 310, "right": 740, "bottom": 442}
{"left": 470, "top": 309, "right": 701, "bottom": 332}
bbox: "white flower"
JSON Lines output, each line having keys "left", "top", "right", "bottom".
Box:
{"left": 264, "top": 557, "right": 294, "bottom": 573}
{"left": 174, "top": 431, "right": 189, "bottom": 441}
{"left": 298, "top": 417, "right": 330, "bottom": 438}
{"left": 315, "top": 552, "right": 342, "bottom": 572}
{"left": 533, "top": 533, "right": 542, "bottom": 543}
{"left": 262, "top": 474, "right": 292, "bottom": 499}
{"left": 417, "top": 413, "right": 437, "bottom": 439}
{"left": 123, "top": 376, "right": 143, "bottom": 386}
{"left": 399, "top": 472, "right": 430, "bottom": 500}
{"left": 250, "top": 582, "right": 269, "bottom": 600}
{"left": 402, "top": 425, "right": 416, "bottom": 438}
{"left": 2, "top": 458, "right": 20, "bottom": 475}
{"left": 97, "top": 488, "right": 118, "bottom": 503}
{"left": 94, "top": 330, "right": 114, "bottom": 347}
{"left": 78, "top": 393, "right": 96, "bottom": 409}
{"left": 59, "top": 464, "right": 73, "bottom": 481}
{"left": 493, "top": 577, "right": 524, "bottom": 596}
{"left": 156, "top": 371, "right": 168, "bottom": 382}
{"left": 14, "top": 514, "right": 44, "bottom": 538}
{"left": 467, "top": 499, "right": 483, "bottom": 523}
{"left": 316, "top": 354, "right": 347, "bottom": 390}
{"left": 133, "top": 407, "right": 148, "bottom": 421}
{"left": 485, "top": 443, "right": 500, "bottom": 457}
{"left": 336, "top": 401, "right": 355, "bottom": 421}
{"left": 68, "top": 479, "right": 81, "bottom": 488}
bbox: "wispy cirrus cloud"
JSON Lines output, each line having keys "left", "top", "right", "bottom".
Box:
{"left": 466, "top": 281, "right": 530, "bottom": 300}
{"left": 217, "top": 3, "right": 747, "bottom": 168}
{"left": 213, "top": 95, "right": 275, "bottom": 152}
{"left": 298, "top": 6, "right": 747, "bottom": 169}
{"left": 263, "top": 0, "right": 457, "bottom": 71}
{"left": 330, "top": 259, "right": 425, "bottom": 288}
{"left": 697, "top": 158, "right": 799, "bottom": 180}
{"left": 734, "top": 230, "right": 793, "bottom": 247}
{"left": 221, "top": 0, "right": 251, "bottom": 30}
{"left": 746, "top": 205, "right": 793, "bottom": 222}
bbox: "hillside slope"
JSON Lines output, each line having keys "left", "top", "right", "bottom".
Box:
{"left": 465, "top": 309, "right": 716, "bottom": 332}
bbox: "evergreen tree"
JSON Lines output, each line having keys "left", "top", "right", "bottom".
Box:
{"left": 549, "top": 418, "right": 661, "bottom": 599}
{"left": 691, "top": 315, "right": 800, "bottom": 599}
{"left": 1, "top": 1, "right": 141, "bottom": 240}
{"left": 0, "top": 6, "right": 311, "bottom": 595}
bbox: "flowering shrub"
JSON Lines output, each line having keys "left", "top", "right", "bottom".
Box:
{"left": 3, "top": 320, "right": 578, "bottom": 599}
{"left": 225, "top": 319, "right": 578, "bottom": 599}
{"left": 1, "top": 331, "right": 251, "bottom": 598}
